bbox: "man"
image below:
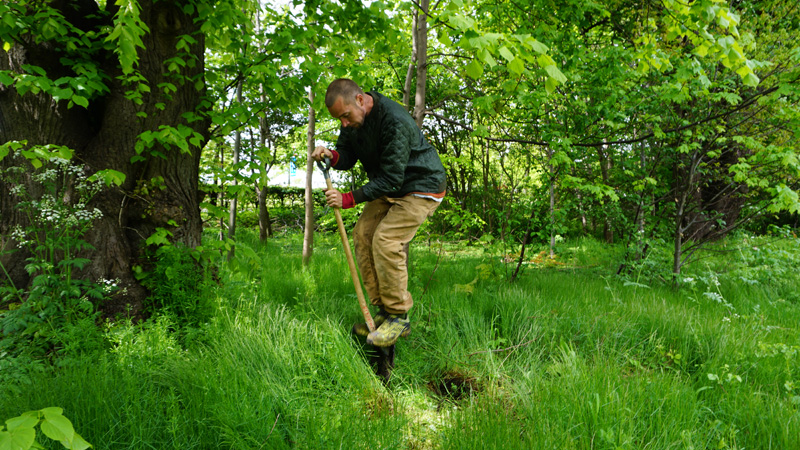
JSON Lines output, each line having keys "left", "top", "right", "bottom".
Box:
{"left": 311, "top": 78, "right": 446, "bottom": 347}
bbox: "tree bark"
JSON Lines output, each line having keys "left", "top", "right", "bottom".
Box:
{"left": 302, "top": 89, "right": 316, "bottom": 266}
{"left": 403, "top": 9, "right": 418, "bottom": 111}
{"left": 598, "top": 145, "right": 614, "bottom": 244}
{"left": 0, "top": 1, "right": 209, "bottom": 317}
{"left": 227, "top": 80, "right": 243, "bottom": 260}
{"left": 412, "top": 0, "right": 429, "bottom": 128}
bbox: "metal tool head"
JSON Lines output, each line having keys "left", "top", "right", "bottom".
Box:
{"left": 315, "top": 156, "right": 332, "bottom": 179}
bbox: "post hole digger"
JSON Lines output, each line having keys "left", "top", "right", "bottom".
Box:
{"left": 316, "top": 157, "right": 395, "bottom": 383}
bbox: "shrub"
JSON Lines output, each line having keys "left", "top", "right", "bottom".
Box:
{"left": 138, "top": 244, "right": 214, "bottom": 329}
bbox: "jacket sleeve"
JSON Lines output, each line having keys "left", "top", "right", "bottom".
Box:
{"left": 333, "top": 129, "right": 358, "bottom": 170}
{"left": 358, "top": 116, "right": 412, "bottom": 201}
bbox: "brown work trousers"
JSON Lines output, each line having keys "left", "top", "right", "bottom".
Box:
{"left": 353, "top": 195, "right": 440, "bottom": 315}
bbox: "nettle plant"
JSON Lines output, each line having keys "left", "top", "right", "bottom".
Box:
{"left": 0, "top": 143, "right": 121, "bottom": 347}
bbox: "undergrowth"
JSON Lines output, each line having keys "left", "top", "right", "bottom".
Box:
{"left": 1, "top": 229, "right": 798, "bottom": 449}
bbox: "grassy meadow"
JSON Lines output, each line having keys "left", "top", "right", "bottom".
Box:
{"left": 2, "top": 229, "right": 799, "bottom": 449}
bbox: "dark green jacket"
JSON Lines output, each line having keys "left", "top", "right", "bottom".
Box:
{"left": 333, "top": 91, "right": 447, "bottom": 204}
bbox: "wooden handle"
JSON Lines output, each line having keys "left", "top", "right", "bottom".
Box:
{"left": 326, "top": 177, "right": 375, "bottom": 332}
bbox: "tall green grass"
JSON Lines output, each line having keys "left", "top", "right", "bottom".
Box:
{"left": 2, "top": 230, "right": 798, "bottom": 449}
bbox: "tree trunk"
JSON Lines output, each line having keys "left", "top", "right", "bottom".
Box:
{"left": 302, "top": 89, "right": 316, "bottom": 265}
{"left": 256, "top": 92, "right": 274, "bottom": 242}
{"left": 403, "top": 8, "right": 418, "bottom": 111}
{"left": 227, "top": 80, "right": 243, "bottom": 260}
{"left": 257, "top": 186, "right": 271, "bottom": 241}
{"left": 549, "top": 174, "right": 556, "bottom": 258}
{"left": 671, "top": 150, "right": 698, "bottom": 284}
{"left": 412, "top": 0, "right": 429, "bottom": 127}
{"left": 218, "top": 145, "right": 227, "bottom": 241}
{"left": 598, "top": 145, "right": 614, "bottom": 244}
{"left": 0, "top": 0, "right": 209, "bottom": 317}
{"left": 546, "top": 147, "right": 556, "bottom": 258}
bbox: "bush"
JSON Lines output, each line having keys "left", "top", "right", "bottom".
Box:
{"left": 0, "top": 155, "right": 113, "bottom": 364}
{"left": 139, "top": 245, "right": 214, "bottom": 329}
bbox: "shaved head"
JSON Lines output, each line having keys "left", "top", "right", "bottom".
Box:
{"left": 325, "top": 79, "right": 363, "bottom": 108}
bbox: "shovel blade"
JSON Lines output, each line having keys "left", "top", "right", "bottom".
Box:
{"left": 370, "top": 344, "right": 395, "bottom": 385}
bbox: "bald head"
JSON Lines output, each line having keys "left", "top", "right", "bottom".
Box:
{"left": 325, "top": 79, "right": 363, "bottom": 108}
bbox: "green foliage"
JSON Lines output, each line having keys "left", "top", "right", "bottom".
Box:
{"left": 2, "top": 231, "right": 800, "bottom": 448}
{"left": 0, "top": 149, "right": 113, "bottom": 358}
{"left": 0, "top": 407, "right": 91, "bottom": 450}
{"left": 138, "top": 245, "right": 214, "bottom": 329}
{"left": 0, "top": 2, "right": 111, "bottom": 108}
{"left": 106, "top": 0, "right": 149, "bottom": 76}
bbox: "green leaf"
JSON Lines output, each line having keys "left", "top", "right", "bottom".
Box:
{"left": 61, "top": 432, "right": 91, "bottom": 450}
{"left": 146, "top": 228, "right": 173, "bottom": 246}
{"left": 72, "top": 95, "right": 88, "bottom": 108}
{"left": 743, "top": 72, "right": 760, "bottom": 87}
{"left": 528, "top": 38, "right": 549, "bottom": 54}
{"left": 508, "top": 57, "right": 525, "bottom": 75}
{"left": 0, "top": 426, "right": 36, "bottom": 450}
{"left": 465, "top": 60, "right": 483, "bottom": 79}
{"left": 479, "top": 48, "right": 497, "bottom": 68}
{"left": 536, "top": 53, "right": 556, "bottom": 68}
{"left": 545, "top": 76, "right": 558, "bottom": 94}
{"left": 448, "top": 13, "right": 475, "bottom": 31}
{"left": 40, "top": 413, "right": 74, "bottom": 443}
{"left": 498, "top": 46, "right": 515, "bottom": 63}
{"left": 0, "top": 71, "right": 14, "bottom": 86}
{"left": 544, "top": 64, "right": 567, "bottom": 83}
{"left": 5, "top": 413, "right": 38, "bottom": 431}
{"left": 88, "top": 169, "right": 126, "bottom": 186}
{"left": 57, "top": 146, "right": 74, "bottom": 160}
{"left": 514, "top": 34, "right": 548, "bottom": 54}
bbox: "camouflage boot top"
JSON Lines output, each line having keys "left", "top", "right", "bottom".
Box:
{"left": 366, "top": 314, "right": 410, "bottom": 347}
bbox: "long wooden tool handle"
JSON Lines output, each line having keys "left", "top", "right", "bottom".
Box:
{"left": 325, "top": 177, "right": 376, "bottom": 332}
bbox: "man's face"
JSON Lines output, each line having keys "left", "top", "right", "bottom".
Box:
{"left": 328, "top": 94, "right": 366, "bottom": 129}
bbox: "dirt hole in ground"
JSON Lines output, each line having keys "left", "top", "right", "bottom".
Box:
{"left": 428, "top": 370, "right": 481, "bottom": 401}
